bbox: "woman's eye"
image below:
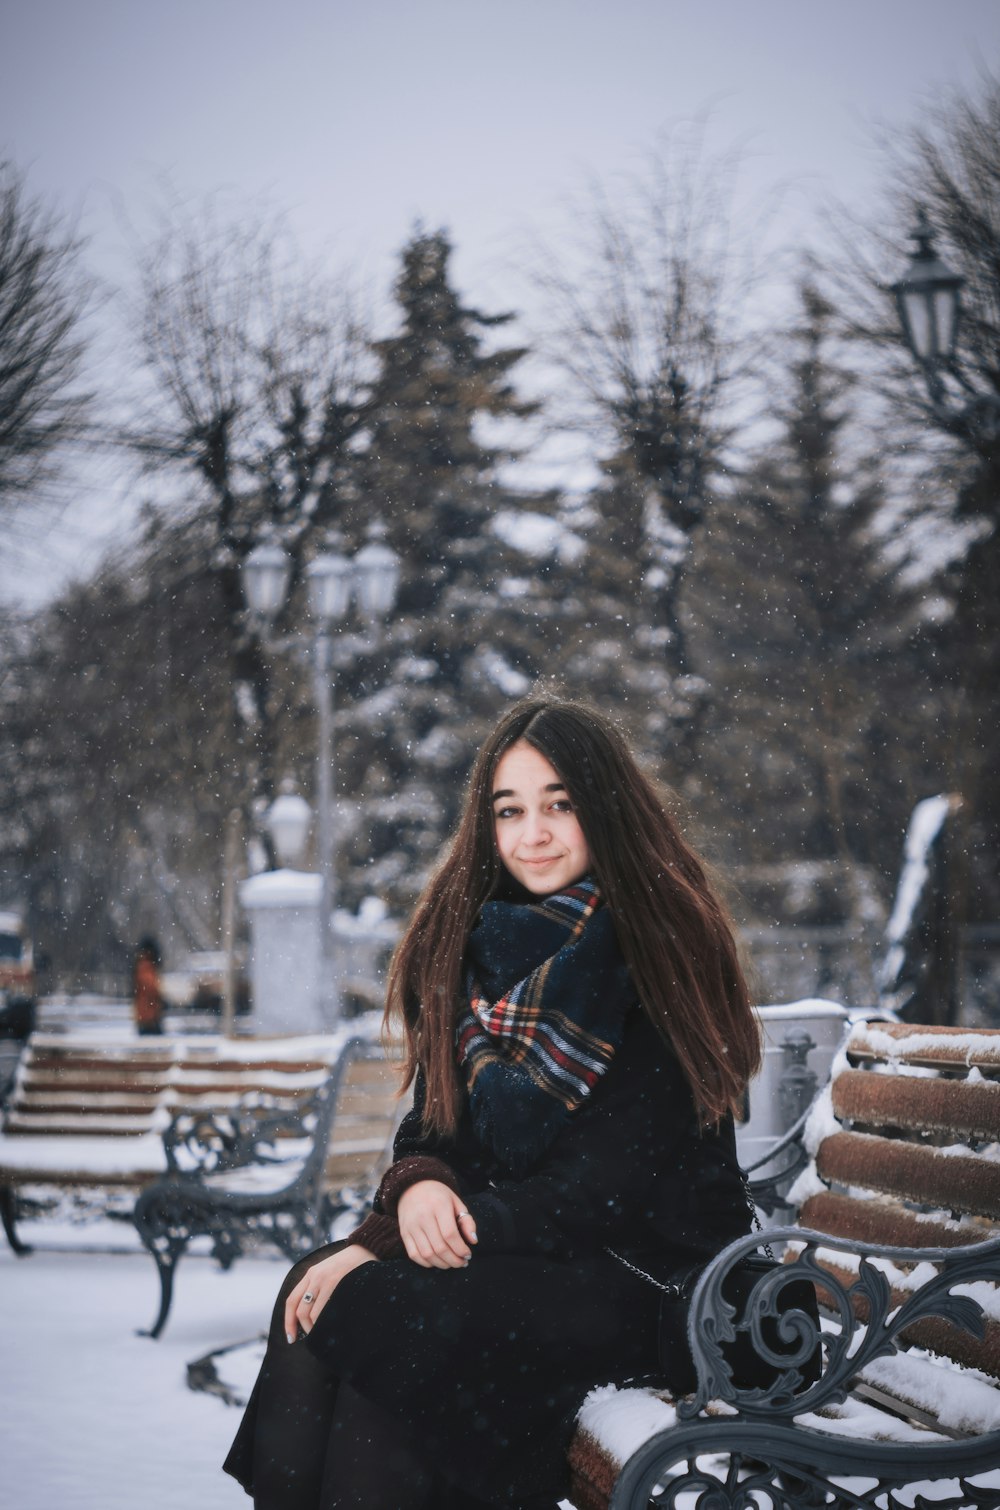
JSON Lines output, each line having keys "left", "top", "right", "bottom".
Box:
{"left": 495, "top": 806, "right": 519, "bottom": 820}
{"left": 550, "top": 799, "right": 573, "bottom": 813}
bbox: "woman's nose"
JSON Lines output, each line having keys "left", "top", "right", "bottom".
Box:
{"left": 524, "top": 813, "right": 551, "bottom": 844}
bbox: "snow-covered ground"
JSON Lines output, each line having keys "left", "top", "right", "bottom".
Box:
{"left": 5, "top": 1228, "right": 999, "bottom": 1510}
{"left": 0, "top": 1231, "right": 281, "bottom": 1510}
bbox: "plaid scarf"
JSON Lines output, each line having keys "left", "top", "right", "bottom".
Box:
{"left": 456, "top": 878, "right": 635, "bottom": 1173}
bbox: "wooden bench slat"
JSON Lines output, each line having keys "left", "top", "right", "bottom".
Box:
{"left": 22, "top": 1071, "right": 171, "bottom": 1090}
{"left": 815, "top": 1129, "right": 1000, "bottom": 1219}
{"left": 25, "top": 1055, "right": 175, "bottom": 1073}
{"left": 848, "top": 1023, "right": 1000, "bottom": 1072}
{"left": 4, "top": 1114, "right": 161, "bottom": 1135}
{"left": 799, "top": 1190, "right": 993, "bottom": 1251}
{"left": 0, "top": 1168, "right": 153, "bottom": 1186}
{"left": 174, "top": 1058, "right": 333, "bottom": 1073}
{"left": 832, "top": 1067, "right": 1000, "bottom": 1140}
{"left": 815, "top": 1256, "right": 1000, "bottom": 1382}
{"left": 857, "top": 1348, "right": 1000, "bottom": 1434}
{"left": 14, "top": 1098, "right": 163, "bottom": 1115}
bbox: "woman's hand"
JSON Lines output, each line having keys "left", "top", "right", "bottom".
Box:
{"left": 284, "top": 1243, "right": 377, "bottom": 1341}
{"left": 396, "top": 1179, "right": 478, "bottom": 1269}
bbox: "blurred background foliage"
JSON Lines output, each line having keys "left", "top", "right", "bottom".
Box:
{"left": 0, "top": 73, "right": 997, "bottom": 1005}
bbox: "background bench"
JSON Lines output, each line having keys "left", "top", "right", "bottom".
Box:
{"left": 0, "top": 1023, "right": 402, "bottom": 1255}
{"left": 568, "top": 1020, "right": 1000, "bottom": 1510}
{"left": 132, "top": 1035, "right": 406, "bottom": 1337}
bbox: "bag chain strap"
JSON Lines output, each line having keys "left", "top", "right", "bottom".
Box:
{"left": 742, "top": 1167, "right": 775, "bottom": 1262}
{"left": 603, "top": 1246, "right": 695, "bottom": 1298}
{"left": 606, "top": 1168, "right": 775, "bottom": 1295}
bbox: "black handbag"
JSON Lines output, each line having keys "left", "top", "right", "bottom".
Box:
{"left": 653, "top": 1250, "right": 821, "bottom": 1394}
{"left": 607, "top": 1172, "right": 821, "bottom": 1395}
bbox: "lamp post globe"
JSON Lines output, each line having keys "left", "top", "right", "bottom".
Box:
{"left": 307, "top": 551, "right": 354, "bottom": 624}
{"left": 355, "top": 540, "right": 401, "bottom": 620}
{"left": 891, "top": 207, "right": 963, "bottom": 366}
{"left": 242, "top": 539, "right": 292, "bottom": 622}
{"left": 266, "top": 785, "right": 312, "bottom": 869}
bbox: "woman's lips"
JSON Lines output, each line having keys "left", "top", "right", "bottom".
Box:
{"left": 519, "top": 856, "right": 561, "bottom": 866}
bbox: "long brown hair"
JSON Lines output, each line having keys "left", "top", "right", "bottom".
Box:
{"left": 385, "top": 696, "right": 760, "bottom": 1134}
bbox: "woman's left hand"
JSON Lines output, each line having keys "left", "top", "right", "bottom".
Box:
{"left": 284, "top": 1243, "right": 378, "bottom": 1341}
{"left": 397, "top": 1179, "right": 478, "bottom": 1268}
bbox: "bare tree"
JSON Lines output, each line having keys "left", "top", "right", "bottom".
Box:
{"left": 0, "top": 160, "right": 93, "bottom": 516}
{"left": 829, "top": 71, "right": 1000, "bottom": 917}
{"left": 124, "top": 197, "right": 371, "bottom": 828}
{"left": 529, "top": 124, "right": 765, "bottom": 767}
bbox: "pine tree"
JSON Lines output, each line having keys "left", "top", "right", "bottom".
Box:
{"left": 693, "top": 281, "right": 922, "bottom": 904}
{"left": 333, "top": 229, "right": 551, "bottom": 905}
{"left": 365, "top": 228, "right": 536, "bottom": 608}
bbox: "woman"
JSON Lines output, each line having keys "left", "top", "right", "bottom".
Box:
{"left": 224, "top": 696, "right": 760, "bottom": 1510}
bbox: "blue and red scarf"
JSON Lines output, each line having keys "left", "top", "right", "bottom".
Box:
{"left": 456, "top": 878, "right": 636, "bottom": 1173}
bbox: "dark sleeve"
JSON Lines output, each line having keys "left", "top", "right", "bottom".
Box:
{"left": 464, "top": 1010, "right": 695, "bottom": 1258}
{"left": 343, "top": 1066, "right": 477, "bottom": 1258}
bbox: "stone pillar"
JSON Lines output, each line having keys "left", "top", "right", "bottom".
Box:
{"left": 239, "top": 869, "right": 326, "bottom": 1035}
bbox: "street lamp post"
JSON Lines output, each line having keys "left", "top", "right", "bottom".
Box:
{"left": 890, "top": 207, "right": 964, "bottom": 408}
{"left": 241, "top": 533, "right": 400, "bottom": 1025}
{"left": 890, "top": 208, "right": 1000, "bottom": 450}
{"left": 887, "top": 213, "right": 1000, "bottom": 1029}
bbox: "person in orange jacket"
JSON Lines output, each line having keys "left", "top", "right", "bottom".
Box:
{"left": 133, "top": 936, "right": 164, "bottom": 1036}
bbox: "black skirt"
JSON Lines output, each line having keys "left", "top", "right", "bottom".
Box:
{"left": 225, "top": 1242, "right": 662, "bottom": 1507}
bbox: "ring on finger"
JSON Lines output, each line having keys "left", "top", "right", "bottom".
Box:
{"left": 303, "top": 1291, "right": 315, "bottom": 1303}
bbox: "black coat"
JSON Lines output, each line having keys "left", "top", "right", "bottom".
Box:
{"left": 388, "top": 1005, "right": 749, "bottom": 1282}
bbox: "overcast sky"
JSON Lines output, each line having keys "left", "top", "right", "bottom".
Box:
{"left": 1, "top": 0, "right": 998, "bottom": 605}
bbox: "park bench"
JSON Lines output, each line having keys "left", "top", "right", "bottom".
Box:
{"left": 567, "top": 1020, "right": 1000, "bottom": 1510}
{"left": 0, "top": 1026, "right": 402, "bottom": 1270}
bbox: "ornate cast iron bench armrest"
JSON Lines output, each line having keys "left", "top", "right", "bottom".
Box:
{"left": 608, "top": 1224, "right": 1000, "bottom": 1510}
{"left": 162, "top": 1100, "right": 320, "bottom": 1176}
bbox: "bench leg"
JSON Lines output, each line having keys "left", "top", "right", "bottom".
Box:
{"left": 0, "top": 1185, "right": 32, "bottom": 1256}
{"left": 138, "top": 1240, "right": 185, "bottom": 1339}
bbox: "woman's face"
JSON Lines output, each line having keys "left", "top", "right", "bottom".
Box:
{"left": 491, "top": 741, "right": 592, "bottom": 895}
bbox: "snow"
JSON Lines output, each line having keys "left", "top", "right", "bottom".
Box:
{"left": 852, "top": 1023, "right": 1000, "bottom": 1066}
{"left": 755, "top": 998, "right": 850, "bottom": 1022}
{"left": 23, "top": 1027, "right": 354, "bottom": 1061}
{"left": 393, "top": 655, "right": 437, "bottom": 681}
{"left": 879, "top": 794, "right": 954, "bottom": 990}
{"left": 413, "top": 724, "right": 468, "bottom": 769}
{"left": 239, "top": 868, "right": 324, "bottom": 907}
{"left": 859, "top": 1349, "right": 1000, "bottom": 1435}
{"left": 0, "top": 1242, "right": 280, "bottom": 1510}
{"left": 0, "top": 1130, "right": 168, "bottom": 1175}
{"left": 785, "top": 1161, "right": 827, "bottom": 1206}
{"left": 799, "top": 1244, "right": 1000, "bottom": 1323}
{"left": 935, "top": 1138, "right": 1000, "bottom": 1162}
{"left": 800, "top": 1081, "right": 841, "bottom": 1157}
{"left": 498, "top": 576, "right": 531, "bottom": 598}
{"left": 795, "top": 1396, "right": 944, "bottom": 1442}
{"left": 491, "top": 508, "right": 586, "bottom": 564}
{"left": 476, "top": 646, "right": 531, "bottom": 697}
{"left": 575, "top": 1383, "right": 678, "bottom": 1465}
